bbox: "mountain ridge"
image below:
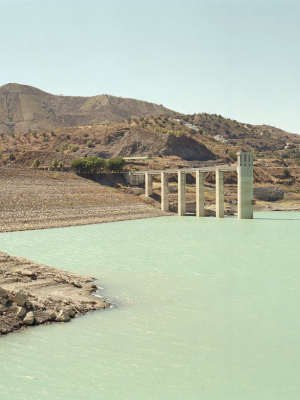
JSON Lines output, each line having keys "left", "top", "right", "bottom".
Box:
{"left": 0, "top": 83, "right": 174, "bottom": 134}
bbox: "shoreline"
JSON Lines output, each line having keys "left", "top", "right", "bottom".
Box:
{"left": 1, "top": 205, "right": 299, "bottom": 234}
{"left": 0, "top": 208, "right": 167, "bottom": 233}
{"left": 0, "top": 251, "right": 111, "bottom": 336}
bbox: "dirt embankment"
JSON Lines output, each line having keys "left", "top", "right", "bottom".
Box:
{"left": 0, "top": 251, "right": 111, "bottom": 335}
{"left": 0, "top": 168, "right": 166, "bottom": 233}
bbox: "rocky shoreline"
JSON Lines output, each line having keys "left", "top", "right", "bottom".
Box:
{"left": 0, "top": 251, "right": 111, "bottom": 336}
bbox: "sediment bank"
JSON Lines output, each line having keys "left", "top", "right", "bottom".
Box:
{"left": 0, "top": 251, "right": 111, "bottom": 335}
{"left": 0, "top": 168, "right": 166, "bottom": 233}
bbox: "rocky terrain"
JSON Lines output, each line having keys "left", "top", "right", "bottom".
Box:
{"left": 0, "top": 251, "right": 111, "bottom": 335}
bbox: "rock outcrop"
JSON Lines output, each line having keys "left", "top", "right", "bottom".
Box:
{"left": 0, "top": 251, "right": 111, "bottom": 335}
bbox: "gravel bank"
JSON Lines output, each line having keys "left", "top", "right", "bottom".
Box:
{"left": 0, "top": 168, "right": 166, "bottom": 232}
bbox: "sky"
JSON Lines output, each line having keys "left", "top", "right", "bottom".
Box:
{"left": 0, "top": 0, "right": 299, "bottom": 134}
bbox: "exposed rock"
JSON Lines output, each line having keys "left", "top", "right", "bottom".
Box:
{"left": 16, "top": 307, "right": 26, "bottom": 318}
{"left": 15, "top": 291, "right": 28, "bottom": 306}
{"left": 0, "top": 288, "right": 7, "bottom": 297}
{"left": 64, "top": 307, "right": 76, "bottom": 318}
{"left": 23, "top": 311, "right": 35, "bottom": 325}
{"left": 0, "top": 251, "right": 111, "bottom": 335}
{"left": 253, "top": 186, "right": 284, "bottom": 202}
{"left": 34, "top": 310, "right": 55, "bottom": 324}
{"left": 55, "top": 310, "right": 71, "bottom": 323}
{"left": 0, "top": 298, "right": 7, "bottom": 306}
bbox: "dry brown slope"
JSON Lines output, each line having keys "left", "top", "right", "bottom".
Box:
{"left": 0, "top": 83, "right": 174, "bottom": 134}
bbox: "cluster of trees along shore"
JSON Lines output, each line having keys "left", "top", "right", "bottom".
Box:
{"left": 32, "top": 156, "right": 126, "bottom": 174}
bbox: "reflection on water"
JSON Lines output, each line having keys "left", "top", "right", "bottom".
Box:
{"left": 1, "top": 212, "right": 300, "bottom": 399}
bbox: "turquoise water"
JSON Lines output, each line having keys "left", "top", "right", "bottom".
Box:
{"left": 1, "top": 212, "right": 300, "bottom": 399}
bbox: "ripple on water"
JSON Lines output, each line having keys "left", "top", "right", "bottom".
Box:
{"left": 1, "top": 213, "right": 300, "bottom": 399}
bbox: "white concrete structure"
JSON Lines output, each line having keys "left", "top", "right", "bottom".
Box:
{"left": 145, "top": 172, "right": 153, "bottom": 197}
{"left": 216, "top": 168, "right": 224, "bottom": 218}
{"left": 196, "top": 170, "right": 205, "bottom": 217}
{"left": 178, "top": 171, "right": 186, "bottom": 216}
{"left": 161, "top": 172, "right": 169, "bottom": 212}
{"left": 237, "top": 152, "right": 253, "bottom": 219}
{"left": 123, "top": 172, "right": 145, "bottom": 186}
{"left": 127, "top": 152, "right": 254, "bottom": 219}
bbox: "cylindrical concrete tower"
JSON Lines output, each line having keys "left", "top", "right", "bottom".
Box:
{"left": 237, "top": 152, "right": 253, "bottom": 219}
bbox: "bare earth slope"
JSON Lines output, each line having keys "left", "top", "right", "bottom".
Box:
{"left": 0, "top": 83, "right": 172, "bottom": 134}
{"left": 0, "top": 251, "right": 111, "bottom": 335}
{"left": 0, "top": 168, "right": 166, "bottom": 233}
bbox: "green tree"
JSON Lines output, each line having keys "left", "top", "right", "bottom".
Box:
{"left": 105, "top": 157, "right": 126, "bottom": 173}
{"left": 71, "top": 156, "right": 106, "bottom": 174}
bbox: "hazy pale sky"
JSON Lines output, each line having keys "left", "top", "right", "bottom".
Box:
{"left": 0, "top": 0, "right": 299, "bottom": 133}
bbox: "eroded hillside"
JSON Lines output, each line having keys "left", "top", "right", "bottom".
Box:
{"left": 0, "top": 83, "right": 173, "bottom": 134}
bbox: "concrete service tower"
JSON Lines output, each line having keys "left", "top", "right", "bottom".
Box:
{"left": 237, "top": 152, "right": 254, "bottom": 219}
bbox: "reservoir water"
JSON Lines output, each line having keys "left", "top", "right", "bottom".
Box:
{"left": 1, "top": 212, "right": 300, "bottom": 399}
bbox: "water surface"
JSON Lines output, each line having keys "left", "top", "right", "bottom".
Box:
{"left": 1, "top": 212, "right": 300, "bottom": 399}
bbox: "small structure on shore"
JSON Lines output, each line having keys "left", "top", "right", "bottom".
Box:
{"left": 124, "top": 152, "right": 254, "bottom": 219}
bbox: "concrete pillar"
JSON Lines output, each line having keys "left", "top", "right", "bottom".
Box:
{"left": 161, "top": 172, "right": 169, "bottom": 212}
{"left": 216, "top": 168, "right": 224, "bottom": 218}
{"left": 237, "top": 152, "right": 253, "bottom": 219}
{"left": 178, "top": 171, "right": 186, "bottom": 216}
{"left": 145, "top": 172, "right": 153, "bottom": 197}
{"left": 196, "top": 170, "right": 205, "bottom": 217}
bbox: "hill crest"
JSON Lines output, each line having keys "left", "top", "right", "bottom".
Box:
{"left": 0, "top": 83, "right": 173, "bottom": 134}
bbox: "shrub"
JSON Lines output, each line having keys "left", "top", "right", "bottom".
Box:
{"left": 228, "top": 150, "right": 237, "bottom": 161}
{"left": 52, "top": 159, "right": 59, "bottom": 169}
{"left": 68, "top": 144, "right": 79, "bottom": 153}
{"left": 59, "top": 142, "right": 68, "bottom": 152}
{"left": 71, "top": 156, "right": 106, "bottom": 174}
{"left": 283, "top": 168, "right": 291, "bottom": 178}
{"left": 87, "top": 140, "right": 95, "bottom": 148}
{"left": 105, "top": 157, "right": 126, "bottom": 173}
{"left": 32, "top": 158, "right": 40, "bottom": 169}
{"left": 9, "top": 153, "right": 16, "bottom": 161}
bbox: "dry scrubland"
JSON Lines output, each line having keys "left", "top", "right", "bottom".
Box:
{"left": 0, "top": 168, "right": 166, "bottom": 233}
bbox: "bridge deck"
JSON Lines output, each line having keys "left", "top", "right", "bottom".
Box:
{"left": 131, "top": 166, "right": 237, "bottom": 175}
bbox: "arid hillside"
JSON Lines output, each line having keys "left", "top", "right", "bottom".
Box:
{"left": 1, "top": 113, "right": 300, "bottom": 166}
{"left": 0, "top": 83, "right": 173, "bottom": 134}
